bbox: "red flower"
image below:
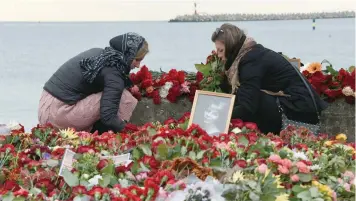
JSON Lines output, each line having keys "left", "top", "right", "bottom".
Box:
{"left": 141, "top": 79, "right": 154, "bottom": 89}
{"left": 88, "top": 186, "right": 104, "bottom": 197}
{"left": 166, "top": 85, "right": 181, "bottom": 103}
{"left": 13, "top": 189, "right": 29, "bottom": 198}
{"left": 77, "top": 146, "right": 95, "bottom": 154}
{"left": 244, "top": 122, "right": 258, "bottom": 130}
{"left": 0, "top": 144, "right": 15, "bottom": 153}
{"left": 164, "top": 118, "right": 177, "bottom": 125}
{"left": 144, "top": 178, "right": 160, "bottom": 200}
{"left": 246, "top": 132, "right": 258, "bottom": 144}
{"left": 229, "top": 150, "right": 237, "bottom": 159}
{"left": 231, "top": 119, "right": 244, "bottom": 129}
{"left": 196, "top": 72, "right": 204, "bottom": 83}
{"left": 3, "top": 180, "right": 20, "bottom": 191}
{"left": 234, "top": 159, "right": 247, "bottom": 168}
{"left": 97, "top": 159, "right": 109, "bottom": 171}
{"left": 256, "top": 158, "right": 266, "bottom": 165}
{"left": 72, "top": 185, "right": 87, "bottom": 196}
{"left": 178, "top": 71, "right": 185, "bottom": 84}
{"left": 152, "top": 90, "right": 161, "bottom": 105}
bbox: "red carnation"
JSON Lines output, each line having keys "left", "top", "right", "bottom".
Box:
{"left": 234, "top": 159, "right": 247, "bottom": 168}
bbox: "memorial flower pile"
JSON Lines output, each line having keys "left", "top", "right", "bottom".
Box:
{"left": 0, "top": 115, "right": 355, "bottom": 201}
{"left": 302, "top": 61, "right": 355, "bottom": 104}
{"left": 129, "top": 53, "right": 355, "bottom": 105}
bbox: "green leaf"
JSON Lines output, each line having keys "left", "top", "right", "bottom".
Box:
{"left": 196, "top": 150, "right": 206, "bottom": 160}
{"left": 2, "top": 193, "right": 14, "bottom": 201}
{"left": 326, "top": 65, "right": 338, "bottom": 76}
{"left": 238, "top": 135, "right": 249, "bottom": 147}
{"left": 147, "top": 127, "right": 157, "bottom": 136}
{"left": 210, "top": 158, "right": 221, "bottom": 167}
{"left": 195, "top": 63, "right": 211, "bottom": 77}
{"left": 309, "top": 186, "right": 320, "bottom": 198}
{"left": 79, "top": 179, "right": 90, "bottom": 188}
{"left": 139, "top": 162, "right": 150, "bottom": 172}
{"left": 132, "top": 148, "right": 142, "bottom": 160}
{"left": 13, "top": 197, "right": 26, "bottom": 201}
{"left": 61, "top": 168, "right": 79, "bottom": 187}
{"left": 73, "top": 195, "right": 91, "bottom": 201}
{"left": 249, "top": 191, "right": 260, "bottom": 201}
{"left": 297, "top": 190, "right": 312, "bottom": 201}
{"left": 157, "top": 143, "right": 169, "bottom": 160}
{"left": 298, "top": 173, "right": 312, "bottom": 183}
{"left": 188, "top": 151, "right": 196, "bottom": 160}
{"left": 181, "top": 146, "right": 187, "bottom": 156}
{"left": 45, "top": 159, "right": 59, "bottom": 167}
{"left": 101, "top": 162, "right": 114, "bottom": 175}
{"left": 139, "top": 144, "right": 152, "bottom": 156}
{"left": 292, "top": 185, "right": 306, "bottom": 194}
{"left": 99, "top": 174, "right": 111, "bottom": 187}
{"left": 178, "top": 120, "right": 189, "bottom": 130}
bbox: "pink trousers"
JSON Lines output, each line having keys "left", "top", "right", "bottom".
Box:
{"left": 38, "top": 90, "right": 138, "bottom": 132}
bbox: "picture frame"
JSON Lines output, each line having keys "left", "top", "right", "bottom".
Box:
{"left": 288, "top": 58, "right": 301, "bottom": 70}
{"left": 188, "top": 90, "right": 236, "bottom": 136}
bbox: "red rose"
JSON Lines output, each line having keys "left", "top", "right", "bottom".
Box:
{"left": 88, "top": 186, "right": 104, "bottom": 197}
{"left": 97, "top": 159, "right": 109, "bottom": 171}
{"left": 3, "top": 180, "right": 20, "bottom": 191}
{"left": 141, "top": 79, "right": 154, "bottom": 89}
{"left": 324, "top": 88, "right": 342, "bottom": 99}
{"left": 164, "top": 118, "right": 177, "bottom": 125}
{"left": 231, "top": 119, "right": 244, "bottom": 129}
{"left": 256, "top": 158, "right": 266, "bottom": 165}
{"left": 196, "top": 72, "right": 204, "bottom": 83}
{"left": 234, "top": 159, "right": 247, "bottom": 168}
{"left": 229, "top": 150, "right": 237, "bottom": 159}
{"left": 244, "top": 122, "right": 258, "bottom": 130}
{"left": 72, "top": 185, "right": 87, "bottom": 196}
{"left": 13, "top": 189, "right": 29, "bottom": 198}
{"left": 77, "top": 146, "right": 95, "bottom": 154}
{"left": 246, "top": 132, "right": 258, "bottom": 144}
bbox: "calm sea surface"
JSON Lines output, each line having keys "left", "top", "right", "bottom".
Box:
{"left": 0, "top": 18, "right": 355, "bottom": 129}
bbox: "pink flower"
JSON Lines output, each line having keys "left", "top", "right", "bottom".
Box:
{"left": 130, "top": 85, "right": 140, "bottom": 93}
{"left": 280, "top": 159, "right": 292, "bottom": 169}
{"left": 278, "top": 165, "right": 289, "bottom": 174}
{"left": 343, "top": 183, "right": 351, "bottom": 192}
{"left": 291, "top": 174, "right": 299, "bottom": 182}
{"left": 257, "top": 164, "right": 268, "bottom": 174}
{"left": 296, "top": 161, "right": 310, "bottom": 173}
{"left": 343, "top": 171, "right": 355, "bottom": 183}
{"left": 180, "top": 81, "right": 190, "bottom": 93}
{"left": 268, "top": 154, "right": 282, "bottom": 164}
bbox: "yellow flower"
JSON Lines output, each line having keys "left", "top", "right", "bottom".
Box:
{"left": 231, "top": 170, "right": 245, "bottom": 182}
{"left": 275, "top": 193, "right": 289, "bottom": 201}
{"left": 335, "top": 133, "right": 347, "bottom": 142}
{"left": 60, "top": 128, "right": 78, "bottom": 139}
{"left": 324, "top": 141, "right": 333, "bottom": 147}
{"left": 274, "top": 175, "right": 284, "bottom": 189}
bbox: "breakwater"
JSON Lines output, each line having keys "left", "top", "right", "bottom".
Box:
{"left": 169, "top": 11, "right": 355, "bottom": 22}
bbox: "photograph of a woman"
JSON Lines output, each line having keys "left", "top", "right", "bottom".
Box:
{"left": 189, "top": 91, "right": 235, "bottom": 136}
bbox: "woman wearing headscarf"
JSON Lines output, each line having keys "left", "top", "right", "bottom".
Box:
{"left": 38, "top": 32, "right": 149, "bottom": 133}
{"left": 211, "top": 23, "right": 327, "bottom": 134}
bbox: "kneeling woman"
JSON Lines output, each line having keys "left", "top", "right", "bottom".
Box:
{"left": 211, "top": 23, "right": 327, "bottom": 134}
{"left": 38, "top": 32, "right": 148, "bottom": 133}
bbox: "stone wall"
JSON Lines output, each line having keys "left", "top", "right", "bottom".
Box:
{"left": 130, "top": 98, "right": 355, "bottom": 142}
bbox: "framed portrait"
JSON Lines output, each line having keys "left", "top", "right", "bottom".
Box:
{"left": 288, "top": 58, "right": 301, "bottom": 70}
{"left": 188, "top": 90, "right": 236, "bottom": 136}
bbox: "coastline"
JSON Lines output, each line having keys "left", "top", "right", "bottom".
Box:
{"left": 169, "top": 11, "right": 355, "bottom": 22}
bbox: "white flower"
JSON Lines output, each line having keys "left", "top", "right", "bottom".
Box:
{"left": 300, "top": 63, "right": 310, "bottom": 72}
{"left": 88, "top": 175, "right": 102, "bottom": 187}
{"left": 6, "top": 121, "right": 21, "bottom": 131}
{"left": 159, "top": 82, "right": 173, "bottom": 98}
{"left": 310, "top": 165, "right": 321, "bottom": 171}
{"left": 342, "top": 86, "right": 355, "bottom": 97}
{"left": 292, "top": 149, "right": 308, "bottom": 161}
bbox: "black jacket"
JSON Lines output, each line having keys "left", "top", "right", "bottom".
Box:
{"left": 43, "top": 48, "right": 127, "bottom": 132}
{"left": 229, "top": 44, "right": 327, "bottom": 125}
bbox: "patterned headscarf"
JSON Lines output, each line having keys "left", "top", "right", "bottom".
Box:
{"left": 80, "top": 32, "right": 145, "bottom": 85}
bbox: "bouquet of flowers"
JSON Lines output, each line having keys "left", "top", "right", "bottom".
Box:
{"left": 194, "top": 51, "right": 225, "bottom": 92}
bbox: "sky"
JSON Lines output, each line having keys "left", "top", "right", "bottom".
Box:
{"left": 0, "top": 0, "right": 355, "bottom": 21}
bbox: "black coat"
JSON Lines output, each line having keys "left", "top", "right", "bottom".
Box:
{"left": 43, "top": 48, "right": 127, "bottom": 132}
{"left": 226, "top": 44, "right": 328, "bottom": 133}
